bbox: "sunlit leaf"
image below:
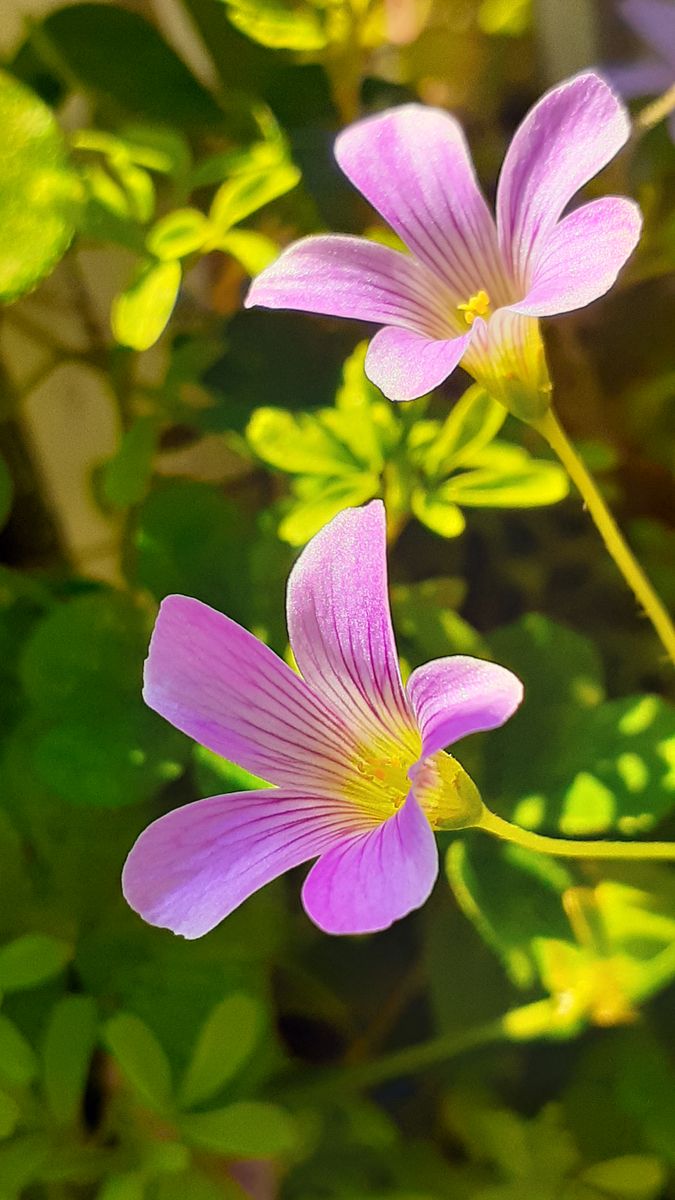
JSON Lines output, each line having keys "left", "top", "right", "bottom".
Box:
{"left": 422, "top": 386, "right": 506, "bottom": 480}
{"left": 111, "top": 259, "right": 181, "bottom": 350}
{"left": 105, "top": 1013, "right": 173, "bottom": 1112}
{"left": 279, "top": 473, "right": 380, "bottom": 545}
{"left": 0, "top": 70, "right": 78, "bottom": 302}
{"left": 146, "top": 208, "right": 212, "bottom": 260}
{"left": 411, "top": 488, "right": 466, "bottom": 538}
{"left": 180, "top": 1100, "right": 297, "bottom": 1157}
{"left": 219, "top": 229, "right": 278, "bottom": 274}
{"left": 247, "top": 407, "right": 363, "bottom": 476}
{"left": 210, "top": 159, "right": 300, "bottom": 232}
{"left": 441, "top": 453, "right": 568, "bottom": 508}
{"left": 221, "top": 0, "right": 349, "bottom": 50}
{"left": 180, "top": 994, "right": 264, "bottom": 1109}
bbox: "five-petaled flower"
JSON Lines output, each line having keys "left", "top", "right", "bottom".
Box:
{"left": 246, "top": 72, "right": 641, "bottom": 417}
{"left": 608, "top": 0, "right": 675, "bottom": 141}
{"left": 123, "top": 502, "right": 522, "bottom": 938}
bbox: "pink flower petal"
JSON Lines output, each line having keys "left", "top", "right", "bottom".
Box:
{"left": 123, "top": 789, "right": 366, "bottom": 938}
{"left": 245, "top": 234, "right": 449, "bottom": 337}
{"left": 144, "top": 595, "right": 359, "bottom": 792}
{"left": 287, "top": 501, "right": 417, "bottom": 750}
{"left": 335, "top": 104, "right": 509, "bottom": 304}
{"left": 406, "top": 655, "right": 523, "bottom": 757}
{"left": 301, "top": 792, "right": 438, "bottom": 934}
{"left": 621, "top": 0, "right": 675, "bottom": 62}
{"left": 497, "top": 73, "right": 631, "bottom": 287}
{"left": 365, "top": 325, "right": 473, "bottom": 402}
{"left": 513, "top": 197, "right": 642, "bottom": 317}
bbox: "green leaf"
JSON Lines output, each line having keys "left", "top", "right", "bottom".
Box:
{"left": 37, "top": 6, "right": 224, "bottom": 129}
{"left": 194, "top": 745, "right": 268, "bottom": 796}
{"left": 334, "top": 341, "right": 399, "bottom": 470}
{"left": 134, "top": 481, "right": 251, "bottom": 620}
{"left": 180, "top": 994, "right": 264, "bottom": 1109}
{"left": 0, "top": 1091, "right": 20, "bottom": 1141}
{"left": 104, "top": 1014, "right": 172, "bottom": 1112}
{"left": 180, "top": 1100, "right": 297, "bottom": 1157}
{"left": 447, "top": 838, "right": 573, "bottom": 989}
{"left": 210, "top": 160, "right": 300, "bottom": 231}
{"left": 247, "top": 407, "right": 363, "bottom": 476}
{"left": 0, "top": 934, "right": 71, "bottom": 992}
{"left": 19, "top": 592, "right": 185, "bottom": 808}
{"left": 43, "top": 996, "right": 97, "bottom": 1126}
{"left": 0, "top": 1015, "right": 38, "bottom": 1087}
{"left": 97, "top": 1174, "right": 146, "bottom": 1200}
{"left": 221, "top": 0, "right": 348, "bottom": 50}
{"left": 411, "top": 488, "right": 466, "bottom": 539}
{"left": 391, "top": 578, "right": 485, "bottom": 667}
{"left": 146, "top": 208, "right": 212, "bottom": 261}
{"left": 422, "top": 386, "right": 506, "bottom": 480}
{"left": 102, "top": 418, "right": 157, "bottom": 509}
{"left": 0, "top": 457, "right": 13, "bottom": 530}
{"left": 0, "top": 70, "right": 78, "bottom": 302}
{"left": 111, "top": 259, "right": 181, "bottom": 350}
{"left": 219, "top": 229, "right": 278, "bottom": 274}
{"left": 441, "top": 452, "right": 568, "bottom": 508}
{"left": 578, "top": 1155, "right": 666, "bottom": 1200}
{"left": 279, "top": 474, "right": 380, "bottom": 546}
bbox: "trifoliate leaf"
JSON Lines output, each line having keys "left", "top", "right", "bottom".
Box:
{"left": 411, "top": 488, "right": 466, "bottom": 539}
{"left": 422, "top": 385, "right": 506, "bottom": 480}
{"left": 221, "top": 0, "right": 349, "bottom": 50}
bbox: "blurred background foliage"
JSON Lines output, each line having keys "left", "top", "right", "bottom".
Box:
{"left": 0, "top": 0, "right": 674, "bottom": 1195}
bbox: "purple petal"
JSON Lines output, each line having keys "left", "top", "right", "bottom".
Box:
{"left": 335, "top": 104, "right": 509, "bottom": 304}
{"left": 301, "top": 792, "right": 438, "bottom": 934}
{"left": 144, "top": 595, "right": 359, "bottom": 792}
{"left": 607, "top": 58, "right": 674, "bottom": 99}
{"left": 621, "top": 0, "right": 675, "bottom": 63}
{"left": 496, "top": 73, "right": 631, "bottom": 287}
{"left": 513, "top": 197, "right": 642, "bottom": 317}
{"left": 123, "top": 789, "right": 366, "bottom": 938}
{"left": 365, "top": 325, "right": 473, "bottom": 402}
{"left": 406, "top": 655, "right": 523, "bottom": 757}
{"left": 244, "top": 234, "right": 449, "bottom": 337}
{"left": 286, "top": 501, "right": 417, "bottom": 750}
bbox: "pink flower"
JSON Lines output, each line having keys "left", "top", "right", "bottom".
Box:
{"left": 123, "top": 502, "right": 522, "bottom": 938}
{"left": 609, "top": 0, "right": 675, "bottom": 140}
{"left": 245, "top": 73, "right": 641, "bottom": 415}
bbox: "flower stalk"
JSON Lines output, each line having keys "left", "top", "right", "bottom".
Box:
{"left": 478, "top": 806, "right": 675, "bottom": 862}
{"left": 530, "top": 406, "right": 675, "bottom": 669}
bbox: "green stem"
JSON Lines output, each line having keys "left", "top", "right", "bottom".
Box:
{"left": 284, "top": 1020, "right": 504, "bottom": 1098}
{"left": 479, "top": 807, "right": 675, "bottom": 861}
{"left": 532, "top": 407, "right": 675, "bottom": 668}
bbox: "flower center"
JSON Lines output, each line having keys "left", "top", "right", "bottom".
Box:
{"left": 411, "top": 751, "right": 484, "bottom": 830}
{"left": 457, "top": 289, "right": 491, "bottom": 327}
{"left": 346, "top": 740, "right": 483, "bottom": 831}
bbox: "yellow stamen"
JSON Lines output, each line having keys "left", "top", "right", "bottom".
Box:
{"left": 457, "top": 289, "right": 491, "bottom": 327}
